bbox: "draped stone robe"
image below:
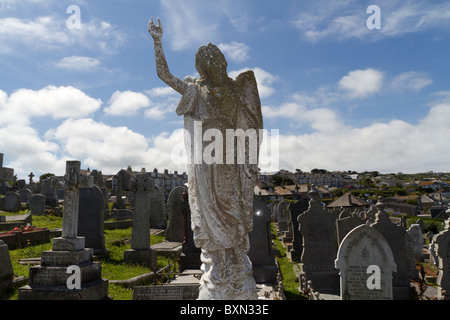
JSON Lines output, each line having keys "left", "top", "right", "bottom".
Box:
{"left": 176, "top": 71, "right": 263, "bottom": 253}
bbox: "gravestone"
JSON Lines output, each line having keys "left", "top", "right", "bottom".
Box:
{"left": 272, "top": 202, "right": 279, "bottom": 222}
{"left": 78, "top": 185, "right": 107, "bottom": 256}
{"left": 248, "top": 196, "right": 277, "bottom": 284}
{"left": 288, "top": 199, "right": 309, "bottom": 262}
{"left": 0, "top": 240, "right": 15, "bottom": 295}
{"left": 298, "top": 191, "right": 340, "bottom": 294}
{"left": 335, "top": 224, "right": 396, "bottom": 300}
{"left": 370, "top": 199, "right": 417, "bottom": 300}
{"left": 336, "top": 211, "right": 365, "bottom": 245}
{"left": 166, "top": 186, "right": 187, "bottom": 242}
{"left": 19, "top": 188, "right": 32, "bottom": 203}
{"left": 124, "top": 173, "right": 157, "bottom": 268}
{"left": 41, "top": 178, "right": 59, "bottom": 207}
{"left": 18, "top": 161, "right": 109, "bottom": 300}
{"left": 407, "top": 224, "right": 424, "bottom": 262}
{"left": 90, "top": 170, "right": 109, "bottom": 218}
{"left": 282, "top": 211, "right": 294, "bottom": 244}
{"left": 178, "top": 188, "right": 201, "bottom": 270}
{"left": 2, "top": 192, "right": 21, "bottom": 212}
{"left": 109, "top": 208, "right": 133, "bottom": 220}
{"left": 432, "top": 219, "right": 450, "bottom": 299}
{"left": 149, "top": 186, "right": 167, "bottom": 229}
{"left": 29, "top": 194, "right": 46, "bottom": 216}
{"left": 277, "top": 201, "right": 289, "bottom": 234}
{"left": 0, "top": 153, "right": 14, "bottom": 188}
{"left": 111, "top": 170, "right": 126, "bottom": 211}
{"left": 17, "top": 179, "right": 26, "bottom": 190}
{"left": 365, "top": 205, "right": 378, "bottom": 224}
{"left": 133, "top": 284, "right": 199, "bottom": 300}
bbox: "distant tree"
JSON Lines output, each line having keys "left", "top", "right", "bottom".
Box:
{"left": 333, "top": 188, "right": 347, "bottom": 198}
{"left": 311, "top": 168, "right": 328, "bottom": 174}
{"left": 271, "top": 175, "right": 294, "bottom": 186}
{"left": 39, "top": 173, "right": 55, "bottom": 183}
{"left": 360, "top": 177, "right": 375, "bottom": 188}
{"left": 370, "top": 171, "right": 380, "bottom": 177}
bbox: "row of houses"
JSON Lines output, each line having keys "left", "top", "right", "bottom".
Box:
{"left": 102, "top": 167, "right": 188, "bottom": 195}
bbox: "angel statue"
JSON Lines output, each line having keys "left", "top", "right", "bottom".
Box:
{"left": 148, "top": 17, "right": 263, "bottom": 300}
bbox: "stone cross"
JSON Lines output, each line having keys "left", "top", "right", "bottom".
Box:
{"left": 28, "top": 172, "right": 35, "bottom": 184}
{"left": 130, "top": 173, "right": 154, "bottom": 250}
{"left": 51, "top": 161, "right": 93, "bottom": 251}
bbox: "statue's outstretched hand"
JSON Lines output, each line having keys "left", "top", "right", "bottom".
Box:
{"left": 148, "top": 17, "right": 163, "bottom": 41}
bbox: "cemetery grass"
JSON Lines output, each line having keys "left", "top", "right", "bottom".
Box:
{"left": 2, "top": 211, "right": 168, "bottom": 300}
{"left": 271, "top": 223, "right": 307, "bottom": 300}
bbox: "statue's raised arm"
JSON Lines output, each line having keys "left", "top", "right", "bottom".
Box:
{"left": 148, "top": 17, "right": 188, "bottom": 95}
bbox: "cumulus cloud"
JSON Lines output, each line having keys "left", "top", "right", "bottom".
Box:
{"left": 338, "top": 68, "right": 384, "bottom": 99}
{"left": 0, "top": 15, "right": 125, "bottom": 54}
{"left": 44, "top": 118, "right": 150, "bottom": 171}
{"left": 293, "top": 0, "right": 450, "bottom": 42}
{"left": 218, "top": 41, "right": 250, "bottom": 62}
{"left": 0, "top": 86, "right": 101, "bottom": 126}
{"left": 143, "top": 86, "right": 180, "bottom": 120}
{"left": 104, "top": 90, "right": 151, "bottom": 116}
{"left": 158, "top": 0, "right": 251, "bottom": 50}
{"left": 53, "top": 56, "right": 101, "bottom": 72}
{"left": 391, "top": 71, "right": 433, "bottom": 92}
{"left": 229, "top": 67, "right": 279, "bottom": 99}
{"left": 0, "top": 86, "right": 102, "bottom": 177}
{"left": 262, "top": 92, "right": 450, "bottom": 173}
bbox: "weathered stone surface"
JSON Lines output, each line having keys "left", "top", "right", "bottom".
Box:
{"left": 0, "top": 240, "right": 14, "bottom": 281}
{"left": 2, "top": 192, "right": 21, "bottom": 212}
{"left": 133, "top": 284, "right": 199, "bottom": 300}
{"left": 124, "top": 173, "right": 157, "bottom": 268}
{"left": 166, "top": 186, "right": 187, "bottom": 242}
{"left": 335, "top": 225, "right": 396, "bottom": 300}
{"left": 433, "top": 219, "right": 450, "bottom": 299}
{"left": 370, "top": 200, "right": 417, "bottom": 299}
{"left": 298, "top": 195, "right": 340, "bottom": 294}
{"left": 248, "top": 197, "right": 277, "bottom": 284}
{"left": 78, "top": 185, "right": 106, "bottom": 255}
{"left": 29, "top": 194, "right": 46, "bottom": 216}
{"left": 18, "top": 161, "right": 108, "bottom": 301}
{"left": 149, "top": 17, "right": 262, "bottom": 300}
{"left": 288, "top": 199, "right": 309, "bottom": 262}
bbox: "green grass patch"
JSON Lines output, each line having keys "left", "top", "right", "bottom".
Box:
{"left": 271, "top": 224, "right": 307, "bottom": 300}
{"left": 3, "top": 210, "right": 171, "bottom": 300}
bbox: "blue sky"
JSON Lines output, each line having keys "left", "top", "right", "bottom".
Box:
{"left": 1, "top": 0, "right": 450, "bottom": 179}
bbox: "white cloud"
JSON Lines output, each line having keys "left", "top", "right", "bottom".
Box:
{"left": 0, "top": 86, "right": 103, "bottom": 177}
{"left": 293, "top": 0, "right": 450, "bottom": 42}
{"left": 144, "top": 86, "right": 180, "bottom": 120}
{"left": 44, "top": 118, "right": 151, "bottom": 172}
{"left": 229, "top": 67, "right": 279, "bottom": 99}
{"left": 262, "top": 91, "right": 450, "bottom": 173}
{"left": 391, "top": 71, "right": 433, "bottom": 92}
{"left": 218, "top": 42, "right": 250, "bottom": 62}
{"left": 158, "top": 0, "right": 251, "bottom": 50}
{"left": 158, "top": 1, "right": 219, "bottom": 51}
{"left": 0, "top": 15, "right": 125, "bottom": 54}
{"left": 104, "top": 90, "right": 151, "bottom": 116}
{"left": 53, "top": 56, "right": 101, "bottom": 72}
{"left": 0, "top": 86, "right": 101, "bottom": 125}
{"left": 338, "top": 68, "right": 384, "bottom": 99}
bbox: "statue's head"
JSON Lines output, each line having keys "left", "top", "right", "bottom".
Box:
{"left": 195, "top": 43, "right": 228, "bottom": 84}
